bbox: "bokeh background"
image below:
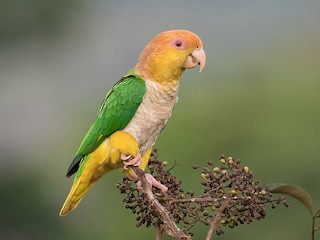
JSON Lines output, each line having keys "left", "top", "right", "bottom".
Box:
{"left": 1, "top": 1, "right": 320, "bottom": 239}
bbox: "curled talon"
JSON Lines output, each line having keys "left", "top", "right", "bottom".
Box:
{"left": 136, "top": 173, "right": 168, "bottom": 193}
{"left": 120, "top": 153, "right": 132, "bottom": 161}
{"left": 122, "top": 153, "right": 141, "bottom": 170}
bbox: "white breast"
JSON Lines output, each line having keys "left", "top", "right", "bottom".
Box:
{"left": 124, "top": 79, "right": 179, "bottom": 155}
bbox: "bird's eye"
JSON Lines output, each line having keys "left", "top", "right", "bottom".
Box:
{"left": 171, "top": 38, "right": 187, "bottom": 50}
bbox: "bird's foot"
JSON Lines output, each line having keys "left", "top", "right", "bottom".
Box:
{"left": 121, "top": 153, "right": 141, "bottom": 170}
{"left": 137, "top": 173, "right": 168, "bottom": 193}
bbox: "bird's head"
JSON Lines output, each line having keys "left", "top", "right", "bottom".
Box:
{"left": 135, "top": 30, "right": 206, "bottom": 84}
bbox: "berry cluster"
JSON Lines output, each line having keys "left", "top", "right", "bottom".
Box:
{"left": 116, "top": 151, "right": 288, "bottom": 237}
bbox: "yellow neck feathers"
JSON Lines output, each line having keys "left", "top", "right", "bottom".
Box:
{"left": 135, "top": 49, "right": 184, "bottom": 86}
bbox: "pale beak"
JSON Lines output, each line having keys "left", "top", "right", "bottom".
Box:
{"left": 183, "top": 47, "right": 206, "bottom": 73}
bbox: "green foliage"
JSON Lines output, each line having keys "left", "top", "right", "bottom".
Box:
{"left": 266, "top": 183, "right": 313, "bottom": 216}
{"left": 267, "top": 183, "right": 320, "bottom": 240}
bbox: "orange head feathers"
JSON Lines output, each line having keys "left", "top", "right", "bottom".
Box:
{"left": 135, "top": 30, "right": 206, "bottom": 84}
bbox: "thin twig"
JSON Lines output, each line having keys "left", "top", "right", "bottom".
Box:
{"left": 312, "top": 214, "right": 315, "bottom": 240}
{"left": 132, "top": 166, "right": 191, "bottom": 240}
{"left": 167, "top": 161, "right": 179, "bottom": 172}
{"left": 170, "top": 196, "right": 236, "bottom": 204}
{"left": 155, "top": 221, "right": 163, "bottom": 240}
{"left": 205, "top": 199, "right": 230, "bottom": 240}
{"left": 311, "top": 213, "right": 319, "bottom": 240}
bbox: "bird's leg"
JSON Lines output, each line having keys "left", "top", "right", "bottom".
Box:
{"left": 121, "top": 153, "right": 141, "bottom": 170}
{"left": 126, "top": 166, "right": 168, "bottom": 192}
{"left": 136, "top": 173, "right": 168, "bottom": 193}
{"left": 138, "top": 173, "right": 168, "bottom": 193}
{"left": 123, "top": 147, "right": 167, "bottom": 192}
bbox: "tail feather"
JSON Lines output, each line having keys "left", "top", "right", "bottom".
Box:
{"left": 59, "top": 177, "right": 93, "bottom": 216}
{"left": 60, "top": 139, "right": 113, "bottom": 216}
{"left": 59, "top": 131, "right": 141, "bottom": 216}
{"left": 59, "top": 155, "right": 108, "bottom": 216}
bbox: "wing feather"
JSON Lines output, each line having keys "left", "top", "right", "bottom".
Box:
{"left": 66, "top": 74, "right": 146, "bottom": 177}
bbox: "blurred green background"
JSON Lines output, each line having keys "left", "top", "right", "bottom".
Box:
{"left": 1, "top": 1, "right": 319, "bottom": 239}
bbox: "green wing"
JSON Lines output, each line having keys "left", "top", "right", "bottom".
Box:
{"left": 66, "top": 73, "right": 146, "bottom": 177}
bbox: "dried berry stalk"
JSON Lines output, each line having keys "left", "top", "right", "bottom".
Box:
{"left": 116, "top": 150, "right": 288, "bottom": 239}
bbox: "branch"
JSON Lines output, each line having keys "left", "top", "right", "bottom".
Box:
{"left": 155, "top": 221, "right": 163, "bottom": 240}
{"left": 132, "top": 166, "right": 191, "bottom": 240}
{"left": 117, "top": 154, "right": 289, "bottom": 239}
{"left": 170, "top": 196, "right": 236, "bottom": 204}
{"left": 205, "top": 199, "right": 230, "bottom": 240}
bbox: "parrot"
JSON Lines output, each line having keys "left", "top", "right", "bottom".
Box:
{"left": 59, "top": 29, "right": 206, "bottom": 216}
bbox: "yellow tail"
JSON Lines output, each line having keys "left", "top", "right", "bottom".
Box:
{"left": 59, "top": 131, "right": 151, "bottom": 216}
{"left": 59, "top": 154, "right": 114, "bottom": 216}
{"left": 59, "top": 176, "right": 94, "bottom": 216}
{"left": 60, "top": 139, "right": 112, "bottom": 216}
